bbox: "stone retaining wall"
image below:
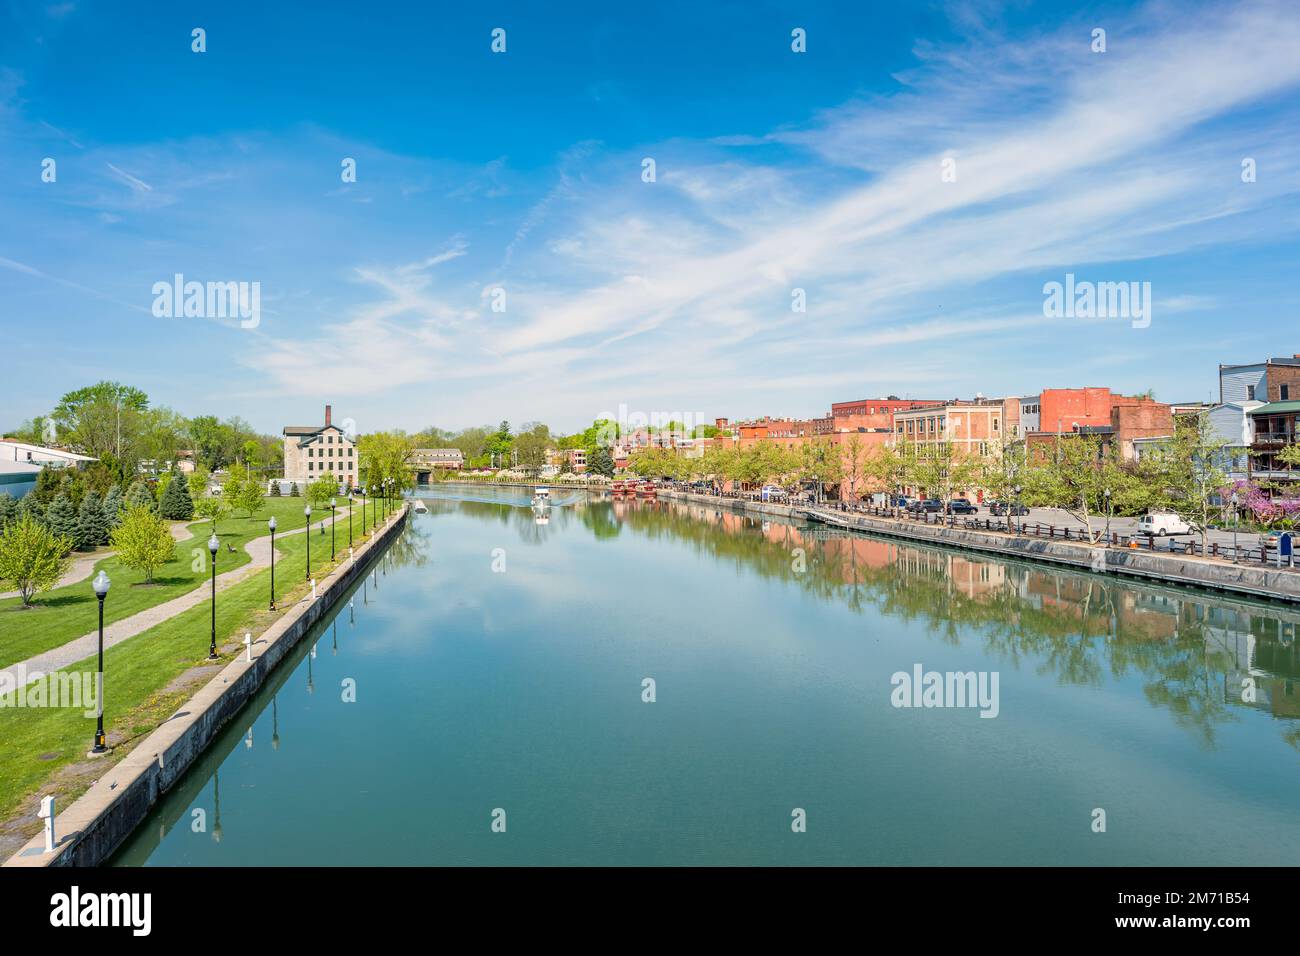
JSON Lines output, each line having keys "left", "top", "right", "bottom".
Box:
{"left": 661, "top": 491, "right": 1300, "bottom": 604}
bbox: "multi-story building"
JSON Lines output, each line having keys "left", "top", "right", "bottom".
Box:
{"left": 1206, "top": 401, "right": 1264, "bottom": 482}
{"left": 1015, "top": 397, "right": 1040, "bottom": 437}
{"left": 1035, "top": 387, "right": 1117, "bottom": 435}
{"left": 1247, "top": 400, "right": 1300, "bottom": 485}
{"left": 893, "top": 398, "right": 1016, "bottom": 458}
{"left": 566, "top": 448, "right": 588, "bottom": 473}
{"left": 1075, "top": 396, "right": 1174, "bottom": 462}
{"left": 1220, "top": 355, "right": 1300, "bottom": 405}
{"left": 828, "top": 397, "right": 941, "bottom": 433}
{"left": 282, "top": 405, "right": 357, "bottom": 488}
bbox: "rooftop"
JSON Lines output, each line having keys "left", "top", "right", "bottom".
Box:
{"left": 1248, "top": 400, "right": 1300, "bottom": 415}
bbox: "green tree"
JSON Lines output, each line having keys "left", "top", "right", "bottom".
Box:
{"left": 111, "top": 504, "right": 175, "bottom": 584}
{"left": 158, "top": 466, "right": 195, "bottom": 520}
{"left": 186, "top": 465, "right": 211, "bottom": 500}
{"left": 101, "top": 484, "right": 124, "bottom": 529}
{"left": 52, "top": 381, "right": 150, "bottom": 472}
{"left": 307, "top": 475, "right": 339, "bottom": 509}
{"left": 289, "top": 481, "right": 300, "bottom": 497}
{"left": 269, "top": 479, "right": 282, "bottom": 497}
{"left": 75, "top": 490, "right": 112, "bottom": 550}
{"left": 908, "top": 442, "right": 981, "bottom": 518}
{"left": 1021, "top": 435, "right": 1111, "bottom": 542}
{"left": 1142, "top": 411, "right": 1231, "bottom": 551}
{"left": 0, "top": 492, "right": 17, "bottom": 531}
{"left": 44, "top": 493, "right": 78, "bottom": 549}
{"left": 225, "top": 461, "right": 265, "bottom": 518}
{"left": 194, "top": 497, "right": 231, "bottom": 535}
{"left": 0, "top": 514, "right": 73, "bottom": 606}
{"left": 358, "top": 431, "right": 416, "bottom": 495}
{"left": 514, "top": 422, "right": 552, "bottom": 472}
{"left": 125, "top": 479, "right": 156, "bottom": 512}
{"left": 588, "top": 446, "right": 616, "bottom": 478}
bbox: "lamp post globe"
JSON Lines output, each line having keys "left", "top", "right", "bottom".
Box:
{"left": 91, "top": 570, "right": 111, "bottom": 753}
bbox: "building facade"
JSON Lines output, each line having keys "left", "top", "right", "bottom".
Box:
{"left": 1219, "top": 355, "right": 1300, "bottom": 405}
{"left": 282, "top": 405, "right": 357, "bottom": 488}
{"left": 1248, "top": 400, "right": 1300, "bottom": 485}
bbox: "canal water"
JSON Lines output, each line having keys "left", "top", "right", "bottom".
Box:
{"left": 111, "top": 487, "right": 1300, "bottom": 865}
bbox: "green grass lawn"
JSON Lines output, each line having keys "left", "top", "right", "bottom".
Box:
{"left": 0, "top": 505, "right": 396, "bottom": 822}
{"left": 0, "top": 497, "right": 360, "bottom": 670}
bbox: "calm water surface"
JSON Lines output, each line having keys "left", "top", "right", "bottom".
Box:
{"left": 112, "top": 487, "right": 1300, "bottom": 865}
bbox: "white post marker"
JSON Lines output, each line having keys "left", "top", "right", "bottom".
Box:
{"left": 349, "top": 547, "right": 354, "bottom": 565}
{"left": 311, "top": 578, "right": 317, "bottom": 600}
{"left": 39, "top": 795, "right": 55, "bottom": 852}
{"left": 244, "top": 632, "right": 253, "bottom": 662}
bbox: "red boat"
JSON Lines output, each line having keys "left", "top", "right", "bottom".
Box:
{"left": 637, "top": 482, "right": 656, "bottom": 499}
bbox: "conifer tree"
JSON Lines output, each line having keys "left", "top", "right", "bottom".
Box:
{"left": 0, "top": 492, "right": 17, "bottom": 531}
{"left": 76, "top": 490, "right": 112, "bottom": 550}
{"left": 125, "top": 479, "right": 156, "bottom": 512}
{"left": 44, "top": 493, "right": 78, "bottom": 551}
{"left": 102, "top": 484, "right": 124, "bottom": 528}
{"left": 159, "top": 466, "right": 195, "bottom": 520}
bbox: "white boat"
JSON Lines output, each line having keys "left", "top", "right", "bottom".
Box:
{"left": 412, "top": 499, "right": 428, "bottom": 514}
{"left": 532, "top": 487, "right": 551, "bottom": 507}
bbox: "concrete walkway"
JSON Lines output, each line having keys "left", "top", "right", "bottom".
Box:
{"left": 1, "top": 507, "right": 365, "bottom": 686}
{"left": 0, "top": 522, "right": 191, "bottom": 601}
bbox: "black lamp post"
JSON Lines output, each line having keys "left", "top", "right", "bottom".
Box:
{"left": 1104, "top": 487, "right": 1112, "bottom": 542}
{"left": 91, "top": 570, "right": 110, "bottom": 753}
{"left": 347, "top": 492, "right": 353, "bottom": 547}
{"left": 207, "top": 533, "right": 220, "bottom": 660}
{"left": 330, "top": 498, "right": 336, "bottom": 560}
{"left": 268, "top": 516, "right": 278, "bottom": 610}
{"left": 1231, "top": 491, "right": 1240, "bottom": 564}
{"left": 304, "top": 504, "right": 312, "bottom": 580}
{"left": 1013, "top": 484, "right": 1023, "bottom": 535}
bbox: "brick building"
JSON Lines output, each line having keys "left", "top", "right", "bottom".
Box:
{"left": 1219, "top": 355, "right": 1300, "bottom": 405}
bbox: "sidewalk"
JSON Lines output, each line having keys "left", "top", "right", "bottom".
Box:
{"left": 0, "top": 507, "right": 357, "bottom": 686}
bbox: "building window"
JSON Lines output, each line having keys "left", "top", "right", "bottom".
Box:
{"left": 1282, "top": 384, "right": 1291, "bottom": 401}
{"left": 1247, "top": 385, "right": 1256, "bottom": 401}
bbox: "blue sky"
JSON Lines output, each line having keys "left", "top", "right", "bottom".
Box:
{"left": 2, "top": 0, "right": 1299, "bottom": 435}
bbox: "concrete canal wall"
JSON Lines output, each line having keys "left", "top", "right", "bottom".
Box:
{"left": 661, "top": 491, "right": 1300, "bottom": 605}
{"left": 4, "top": 507, "right": 411, "bottom": 869}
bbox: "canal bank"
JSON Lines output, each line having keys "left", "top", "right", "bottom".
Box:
{"left": 660, "top": 491, "right": 1300, "bottom": 605}
{"left": 3, "top": 506, "right": 410, "bottom": 869}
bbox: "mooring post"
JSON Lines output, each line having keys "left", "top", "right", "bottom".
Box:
{"left": 39, "top": 795, "right": 55, "bottom": 852}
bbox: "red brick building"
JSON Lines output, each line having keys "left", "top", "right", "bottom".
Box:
{"left": 829, "top": 397, "right": 942, "bottom": 433}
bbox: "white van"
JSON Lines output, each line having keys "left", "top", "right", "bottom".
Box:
{"left": 1137, "top": 513, "right": 1192, "bottom": 537}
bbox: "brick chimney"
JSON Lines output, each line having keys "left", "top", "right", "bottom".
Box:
{"left": 325, "top": 404, "right": 332, "bottom": 426}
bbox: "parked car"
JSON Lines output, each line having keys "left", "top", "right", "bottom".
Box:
{"left": 1137, "top": 512, "right": 1193, "bottom": 536}
{"left": 987, "top": 500, "right": 1029, "bottom": 516}
{"left": 946, "top": 499, "right": 979, "bottom": 514}
{"left": 907, "top": 498, "right": 944, "bottom": 513}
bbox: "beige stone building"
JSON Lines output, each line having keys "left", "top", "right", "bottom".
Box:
{"left": 282, "top": 405, "right": 357, "bottom": 488}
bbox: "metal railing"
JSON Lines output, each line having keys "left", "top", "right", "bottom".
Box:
{"left": 661, "top": 486, "right": 1294, "bottom": 569}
